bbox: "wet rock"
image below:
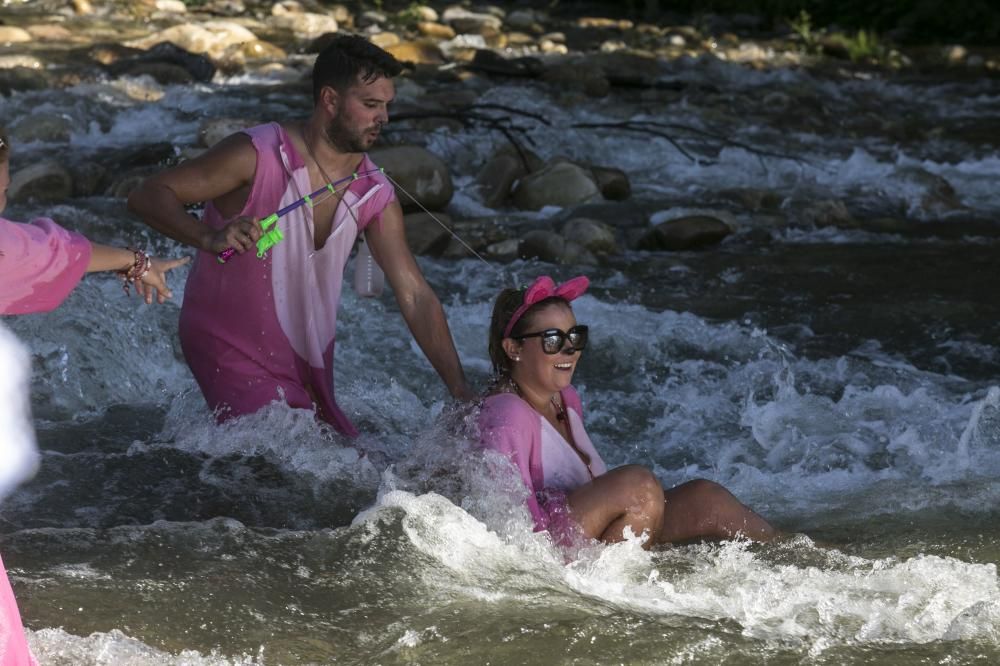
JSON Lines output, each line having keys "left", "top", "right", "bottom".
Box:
{"left": 417, "top": 22, "right": 456, "bottom": 40}
{"left": 793, "top": 198, "right": 853, "bottom": 227}
{"left": 107, "top": 170, "right": 156, "bottom": 199}
{"left": 519, "top": 230, "right": 564, "bottom": 263}
{"left": 84, "top": 43, "right": 143, "bottom": 66}
{"left": 369, "top": 145, "right": 453, "bottom": 211}
{"left": 222, "top": 39, "right": 287, "bottom": 66}
{"left": 486, "top": 238, "right": 519, "bottom": 261}
{"left": 203, "top": 0, "right": 245, "bottom": 15}
{"left": 357, "top": 10, "right": 387, "bottom": 29}
{"left": 69, "top": 161, "right": 109, "bottom": 198}
{"left": 26, "top": 24, "right": 74, "bottom": 42}
{"left": 512, "top": 161, "right": 601, "bottom": 211}
{"left": 720, "top": 188, "right": 783, "bottom": 212}
{"left": 155, "top": 0, "right": 187, "bottom": 13}
{"left": 108, "top": 42, "right": 216, "bottom": 84}
{"left": 560, "top": 217, "right": 618, "bottom": 255}
{"left": 404, "top": 211, "right": 452, "bottom": 256}
{"left": 271, "top": 12, "right": 339, "bottom": 40}
{"left": 199, "top": 117, "right": 255, "bottom": 147}
{"left": 561, "top": 240, "right": 598, "bottom": 266}
{"left": 271, "top": 1, "right": 301, "bottom": 14}
{"left": 385, "top": 40, "right": 445, "bottom": 66}
{"left": 590, "top": 166, "right": 630, "bottom": 200}
{"left": 8, "top": 160, "right": 74, "bottom": 203}
{"left": 0, "top": 27, "right": 32, "bottom": 44}
{"left": 476, "top": 151, "right": 526, "bottom": 208}
{"left": 126, "top": 22, "right": 258, "bottom": 61}
{"left": 0, "top": 55, "right": 43, "bottom": 70}
{"left": 506, "top": 9, "right": 545, "bottom": 32}
{"left": 369, "top": 32, "right": 400, "bottom": 49}
{"left": 638, "top": 215, "right": 732, "bottom": 251}
{"left": 442, "top": 7, "right": 502, "bottom": 34}
{"left": 10, "top": 112, "right": 73, "bottom": 143}
{"left": 894, "top": 167, "right": 963, "bottom": 214}
{"left": 0, "top": 68, "right": 52, "bottom": 95}
{"left": 411, "top": 5, "right": 438, "bottom": 22}
{"left": 470, "top": 49, "right": 542, "bottom": 77}
{"left": 72, "top": 0, "right": 92, "bottom": 14}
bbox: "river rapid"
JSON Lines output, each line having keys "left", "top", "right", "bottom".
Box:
{"left": 2, "top": 5, "right": 1000, "bottom": 664}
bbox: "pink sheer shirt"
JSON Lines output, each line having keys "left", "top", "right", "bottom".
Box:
{"left": 0, "top": 217, "right": 91, "bottom": 315}
{"left": 478, "top": 385, "right": 607, "bottom": 533}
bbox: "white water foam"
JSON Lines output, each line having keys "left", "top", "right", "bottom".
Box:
{"left": 27, "top": 627, "right": 261, "bottom": 666}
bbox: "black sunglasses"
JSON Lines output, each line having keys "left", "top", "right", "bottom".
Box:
{"left": 513, "top": 325, "right": 589, "bottom": 355}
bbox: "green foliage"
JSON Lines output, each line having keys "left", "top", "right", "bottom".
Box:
{"left": 789, "top": 10, "right": 818, "bottom": 53}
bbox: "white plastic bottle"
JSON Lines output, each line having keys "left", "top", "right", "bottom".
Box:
{"left": 353, "top": 234, "right": 384, "bottom": 298}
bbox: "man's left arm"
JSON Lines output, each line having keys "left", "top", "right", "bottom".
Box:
{"left": 365, "top": 201, "right": 473, "bottom": 401}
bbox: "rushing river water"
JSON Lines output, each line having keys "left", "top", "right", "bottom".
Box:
{"left": 2, "top": 35, "right": 1000, "bottom": 665}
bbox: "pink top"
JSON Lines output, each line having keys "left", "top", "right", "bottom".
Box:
{"left": 0, "top": 217, "right": 92, "bottom": 315}
{"left": 178, "top": 123, "right": 396, "bottom": 435}
{"left": 478, "top": 385, "right": 608, "bottom": 532}
{"left": 0, "top": 555, "right": 35, "bottom": 665}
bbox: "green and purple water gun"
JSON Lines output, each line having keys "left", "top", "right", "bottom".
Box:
{"left": 216, "top": 168, "right": 384, "bottom": 264}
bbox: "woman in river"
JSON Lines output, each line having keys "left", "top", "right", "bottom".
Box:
{"left": 0, "top": 127, "right": 189, "bottom": 664}
{"left": 0, "top": 128, "right": 188, "bottom": 313}
{"left": 478, "top": 275, "right": 779, "bottom": 547}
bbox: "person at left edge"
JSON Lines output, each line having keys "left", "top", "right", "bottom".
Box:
{"left": 127, "top": 35, "right": 472, "bottom": 436}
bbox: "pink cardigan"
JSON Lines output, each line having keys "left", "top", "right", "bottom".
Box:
{"left": 0, "top": 217, "right": 91, "bottom": 315}
{"left": 478, "top": 385, "right": 588, "bottom": 532}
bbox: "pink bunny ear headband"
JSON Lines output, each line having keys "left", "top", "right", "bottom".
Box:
{"left": 503, "top": 275, "right": 590, "bottom": 338}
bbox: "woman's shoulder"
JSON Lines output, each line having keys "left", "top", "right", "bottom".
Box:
{"left": 480, "top": 392, "right": 536, "bottom": 425}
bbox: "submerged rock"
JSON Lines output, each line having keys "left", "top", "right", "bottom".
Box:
{"left": 8, "top": 161, "right": 74, "bottom": 203}
{"left": 638, "top": 215, "right": 732, "bottom": 250}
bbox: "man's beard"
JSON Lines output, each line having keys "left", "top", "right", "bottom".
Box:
{"left": 324, "top": 115, "right": 380, "bottom": 153}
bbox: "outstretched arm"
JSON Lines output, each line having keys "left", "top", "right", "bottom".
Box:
{"left": 127, "top": 133, "right": 262, "bottom": 255}
{"left": 366, "top": 201, "right": 472, "bottom": 400}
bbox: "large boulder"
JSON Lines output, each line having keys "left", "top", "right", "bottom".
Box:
{"left": 109, "top": 41, "right": 217, "bottom": 83}
{"left": 8, "top": 161, "right": 74, "bottom": 203}
{"left": 638, "top": 215, "right": 731, "bottom": 251}
{"left": 369, "top": 145, "right": 453, "bottom": 211}
{"left": 512, "top": 161, "right": 600, "bottom": 210}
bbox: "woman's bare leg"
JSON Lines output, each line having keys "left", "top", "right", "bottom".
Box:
{"left": 567, "top": 465, "right": 665, "bottom": 547}
{"left": 658, "top": 479, "right": 778, "bottom": 544}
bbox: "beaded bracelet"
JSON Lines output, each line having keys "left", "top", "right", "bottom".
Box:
{"left": 117, "top": 248, "right": 151, "bottom": 296}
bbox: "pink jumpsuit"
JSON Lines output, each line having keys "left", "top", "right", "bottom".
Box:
{"left": 178, "top": 123, "right": 395, "bottom": 435}
{"left": 479, "top": 385, "right": 608, "bottom": 535}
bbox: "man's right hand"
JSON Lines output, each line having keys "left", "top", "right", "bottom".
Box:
{"left": 205, "top": 216, "right": 264, "bottom": 254}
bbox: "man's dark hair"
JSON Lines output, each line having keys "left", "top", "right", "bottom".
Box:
{"left": 312, "top": 35, "right": 402, "bottom": 102}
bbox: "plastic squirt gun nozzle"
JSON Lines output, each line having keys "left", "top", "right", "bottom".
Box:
{"left": 255, "top": 213, "right": 283, "bottom": 258}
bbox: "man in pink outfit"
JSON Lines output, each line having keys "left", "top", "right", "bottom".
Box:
{"left": 129, "top": 36, "right": 471, "bottom": 435}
